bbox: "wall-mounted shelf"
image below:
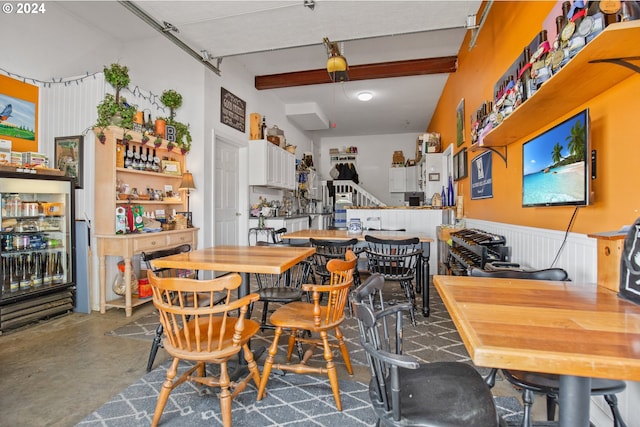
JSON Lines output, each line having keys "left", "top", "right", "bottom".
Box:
{"left": 476, "top": 20, "right": 640, "bottom": 150}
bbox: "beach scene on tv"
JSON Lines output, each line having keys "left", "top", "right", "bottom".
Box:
{"left": 522, "top": 111, "right": 587, "bottom": 207}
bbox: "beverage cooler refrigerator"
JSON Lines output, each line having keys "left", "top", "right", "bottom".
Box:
{"left": 0, "top": 172, "right": 76, "bottom": 334}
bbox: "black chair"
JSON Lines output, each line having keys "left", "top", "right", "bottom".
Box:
{"left": 468, "top": 266, "right": 627, "bottom": 427}
{"left": 250, "top": 253, "right": 313, "bottom": 332}
{"left": 141, "top": 244, "right": 216, "bottom": 372}
{"left": 351, "top": 275, "right": 504, "bottom": 427}
{"left": 363, "top": 235, "right": 422, "bottom": 324}
{"left": 310, "top": 238, "right": 360, "bottom": 286}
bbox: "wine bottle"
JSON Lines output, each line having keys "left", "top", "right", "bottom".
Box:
{"left": 9, "top": 255, "right": 19, "bottom": 292}
{"left": 31, "top": 252, "right": 43, "bottom": 287}
{"left": 19, "top": 254, "right": 31, "bottom": 290}
{"left": 145, "top": 147, "right": 152, "bottom": 171}
{"left": 447, "top": 176, "right": 455, "bottom": 207}
{"left": 140, "top": 145, "right": 147, "bottom": 163}
{"left": 441, "top": 186, "right": 447, "bottom": 207}
{"left": 531, "top": 30, "right": 551, "bottom": 89}
{"left": 53, "top": 252, "right": 64, "bottom": 285}
{"left": 42, "top": 253, "right": 52, "bottom": 285}
{"left": 518, "top": 48, "right": 534, "bottom": 102}
{"left": 124, "top": 143, "right": 132, "bottom": 169}
{"left": 126, "top": 142, "right": 134, "bottom": 166}
{"left": 152, "top": 149, "right": 160, "bottom": 172}
{"left": 146, "top": 113, "right": 154, "bottom": 135}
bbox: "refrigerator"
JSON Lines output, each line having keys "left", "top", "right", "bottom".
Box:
{"left": 0, "top": 172, "right": 76, "bottom": 333}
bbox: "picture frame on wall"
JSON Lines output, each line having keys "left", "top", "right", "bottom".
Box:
{"left": 54, "top": 135, "right": 83, "bottom": 188}
{"left": 428, "top": 172, "right": 440, "bottom": 182}
{"left": 161, "top": 160, "right": 182, "bottom": 176}
{"left": 456, "top": 98, "right": 465, "bottom": 147}
{"left": 453, "top": 148, "right": 468, "bottom": 181}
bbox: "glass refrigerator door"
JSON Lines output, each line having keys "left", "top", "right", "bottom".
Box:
{"left": 0, "top": 175, "right": 74, "bottom": 303}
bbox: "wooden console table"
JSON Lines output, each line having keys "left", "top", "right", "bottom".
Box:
{"left": 96, "top": 228, "right": 198, "bottom": 316}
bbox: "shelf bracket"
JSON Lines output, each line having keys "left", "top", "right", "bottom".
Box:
{"left": 470, "top": 144, "right": 507, "bottom": 166}
{"left": 589, "top": 56, "right": 640, "bottom": 74}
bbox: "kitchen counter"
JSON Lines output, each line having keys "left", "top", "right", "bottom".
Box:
{"left": 348, "top": 205, "right": 454, "bottom": 210}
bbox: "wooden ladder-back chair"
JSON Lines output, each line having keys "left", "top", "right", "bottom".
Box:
{"left": 257, "top": 250, "right": 357, "bottom": 411}
{"left": 148, "top": 271, "right": 261, "bottom": 427}
{"left": 363, "top": 235, "right": 423, "bottom": 325}
{"left": 468, "top": 266, "right": 627, "bottom": 427}
{"left": 351, "top": 276, "right": 504, "bottom": 427}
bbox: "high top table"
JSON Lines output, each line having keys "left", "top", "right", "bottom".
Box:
{"left": 281, "top": 229, "right": 433, "bottom": 316}
{"left": 433, "top": 275, "right": 640, "bottom": 427}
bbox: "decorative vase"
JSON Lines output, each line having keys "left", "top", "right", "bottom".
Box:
{"left": 441, "top": 186, "right": 447, "bottom": 207}
{"left": 447, "top": 176, "right": 455, "bottom": 206}
{"left": 258, "top": 214, "right": 265, "bottom": 228}
{"left": 155, "top": 119, "right": 166, "bottom": 138}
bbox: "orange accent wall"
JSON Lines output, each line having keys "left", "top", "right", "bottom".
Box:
{"left": 429, "top": 1, "right": 640, "bottom": 234}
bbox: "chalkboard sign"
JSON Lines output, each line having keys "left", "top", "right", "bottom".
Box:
{"left": 220, "top": 87, "right": 246, "bottom": 133}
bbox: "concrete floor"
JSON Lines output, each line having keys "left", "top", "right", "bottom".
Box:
{"left": 0, "top": 300, "right": 546, "bottom": 427}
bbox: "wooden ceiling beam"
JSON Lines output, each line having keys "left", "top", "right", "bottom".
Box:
{"left": 255, "top": 55, "right": 458, "bottom": 90}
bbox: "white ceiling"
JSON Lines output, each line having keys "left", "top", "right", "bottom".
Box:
{"left": 62, "top": 1, "right": 483, "bottom": 138}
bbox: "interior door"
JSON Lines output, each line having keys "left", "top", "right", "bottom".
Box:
{"left": 215, "top": 139, "right": 239, "bottom": 245}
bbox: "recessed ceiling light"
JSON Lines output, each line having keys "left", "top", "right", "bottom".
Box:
{"left": 357, "top": 92, "right": 373, "bottom": 102}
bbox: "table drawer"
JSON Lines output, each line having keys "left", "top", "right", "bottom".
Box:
{"left": 167, "top": 231, "right": 194, "bottom": 247}
{"left": 133, "top": 235, "right": 166, "bottom": 252}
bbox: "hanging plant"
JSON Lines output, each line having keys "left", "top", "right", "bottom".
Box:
{"left": 141, "top": 133, "right": 149, "bottom": 144}
{"left": 167, "top": 141, "right": 175, "bottom": 152}
{"left": 157, "top": 117, "right": 191, "bottom": 154}
{"left": 154, "top": 136, "right": 162, "bottom": 147}
{"left": 160, "top": 89, "right": 183, "bottom": 121}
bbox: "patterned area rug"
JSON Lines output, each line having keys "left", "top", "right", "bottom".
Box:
{"left": 77, "top": 359, "right": 526, "bottom": 427}
{"left": 97, "top": 279, "right": 543, "bottom": 426}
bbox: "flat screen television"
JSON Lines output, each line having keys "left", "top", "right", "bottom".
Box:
{"left": 522, "top": 108, "right": 590, "bottom": 207}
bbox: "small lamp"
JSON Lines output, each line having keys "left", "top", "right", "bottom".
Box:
{"left": 179, "top": 171, "right": 196, "bottom": 226}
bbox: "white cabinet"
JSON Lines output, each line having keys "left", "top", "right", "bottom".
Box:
{"left": 389, "top": 166, "right": 418, "bottom": 193}
{"left": 249, "top": 140, "right": 295, "bottom": 190}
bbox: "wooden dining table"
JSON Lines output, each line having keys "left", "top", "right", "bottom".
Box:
{"left": 150, "top": 245, "right": 316, "bottom": 298}
{"left": 433, "top": 275, "right": 640, "bottom": 427}
{"left": 282, "top": 229, "right": 434, "bottom": 316}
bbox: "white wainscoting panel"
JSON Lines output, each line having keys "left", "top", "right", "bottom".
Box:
{"left": 465, "top": 219, "right": 597, "bottom": 284}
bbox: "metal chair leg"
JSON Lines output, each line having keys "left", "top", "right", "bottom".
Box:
{"left": 146, "top": 323, "right": 164, "bottom": 372}
{"left": 521, "top": 389, "right": 534, "bottom": 427}
{"left": 485, "top": 368, "right": 498, "bottom": 388}
{"left": 605, "top": 394, "right": 627, "bottom": 427}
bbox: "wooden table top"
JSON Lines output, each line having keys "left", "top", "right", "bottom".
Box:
{"left": 282, "top": 229, "right": 433, "bottom": 243}
{"left": 150, "top": 245, "right": 315, "bottom": 275}
{"left": 433, "top": 275, "right": 640, "bottom": 382}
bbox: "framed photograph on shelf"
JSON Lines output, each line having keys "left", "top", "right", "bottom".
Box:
{"left": 54, "top": 135, "right": 83, "bottom": 188}
{"left": 161, "top": 160, "right": 181, "bottom": 176}
{"left": 176, "top": 211, "right": 192, "bottom": 228}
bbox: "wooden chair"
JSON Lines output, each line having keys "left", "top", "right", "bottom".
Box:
{"left": 468, "top": 266, "right": 627, "bottom": 427}
{"left": 148, "top": 271, "right": 261, "bottom": 427}
{"left": 363, "top": 235, "right": 422, "bottom": 324}
{"left": 257, "top": 250, "right": 357, "bottom": 410}
{"left": 141, "top": 243, "right": 199, "bottom": 372}
{"left": 351, "top": 291, "right": 504, "bottom": 427}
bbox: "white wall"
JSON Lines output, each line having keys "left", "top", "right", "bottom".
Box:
{"left": 318, "top": 132, "right": 420, "bottom": 206}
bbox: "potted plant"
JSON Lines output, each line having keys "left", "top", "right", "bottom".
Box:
{"left": 154, "top": 136, "right": 162, "bottom": 148}
{"left": 95, "top": 63, "right": 136, "bottom": 131}
{"left": 104, "top": 63, "right": 130, "bottom": 106}
{"left": 166, "top": 141, "right": 175, "bottom": 152}
{"left": 159, "top": 89, "right": 192, "bottom": 154}
{"left": 160, "top": 89, "right": 182, "bottom": 121}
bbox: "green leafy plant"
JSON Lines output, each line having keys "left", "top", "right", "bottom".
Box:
{"left": 159, "top": 89, "right": 191, "bottom": 153}
{"left": 160, "top": 89, "right": 183, "bottom": 120}
{"left": 154, "top": 136, "right": 162, "bottom": 147}
{"left": 95, "top": 63, "right": 136, "bottom": 131}
{"left": 104, "top": 63, "right": 130, "bottom": 105}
